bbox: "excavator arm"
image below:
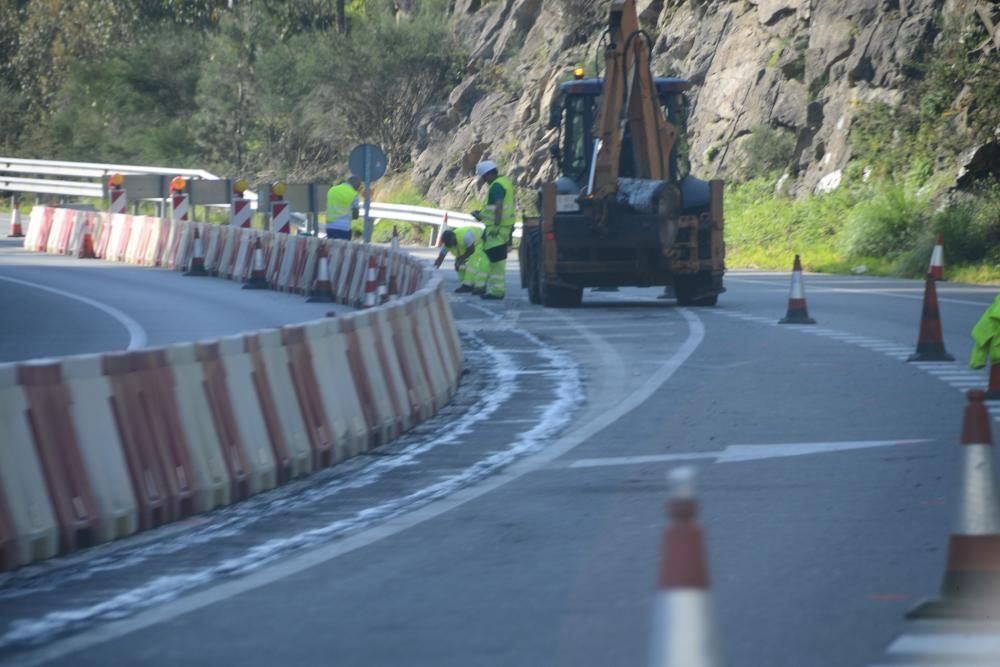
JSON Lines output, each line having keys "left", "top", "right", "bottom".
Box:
{"left": 587, "top": 0, "right": 676, "bottom": 205}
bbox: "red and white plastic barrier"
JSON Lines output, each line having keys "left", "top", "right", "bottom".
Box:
{"left": 6, "top": 206, "right": 461, "bottom": 571}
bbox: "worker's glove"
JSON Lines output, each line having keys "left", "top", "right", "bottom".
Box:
{"left": 470, "top": 210, "right": 482, "bottom": 221}
{"left": 455, "top": 259, "right": 467, "bottom": 271}
{"left": 433, "top": 250, "right": 445, "bottom": 269}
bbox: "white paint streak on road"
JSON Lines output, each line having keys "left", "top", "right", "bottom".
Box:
{"left": 888, "top": 633, "right": 1000, "bottom": 657}
{"left": 0, "top": 327, "right": 584, "bottom": 664}
{"left": 569, "top": 439, "right": 930, "bottom": 469}
{"left": 0, "top": 274, "right": 148, "bottom": 350}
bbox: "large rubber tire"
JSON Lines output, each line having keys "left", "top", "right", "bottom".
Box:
{"left": 540, "top": 275, "right": 583, "bottom": 308}
{"left": 530, "top": 233, "right": 582, "bottom": 308}
{"left": 526, "top": 230, "right": 542, "bottom": 305}
{"left": 675, "top": 273, "right": 719, "bottom": 307}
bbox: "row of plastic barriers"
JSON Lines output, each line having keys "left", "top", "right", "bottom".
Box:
{"left": 0, "top": 207, "right": 464, "bottom": 571}
{"left": 21, "top": 206, "right": 427, "bottom": 301}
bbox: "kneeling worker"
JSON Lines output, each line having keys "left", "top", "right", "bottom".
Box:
{"left": 472, "top": 159, "right": 516, "bottom": 300}
{"left": 434, "top": 226, "right": 487, "bottom": 294}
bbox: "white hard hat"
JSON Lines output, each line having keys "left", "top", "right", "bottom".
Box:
{"left": 476, "top": 160, "right": 498, "bottom": 178}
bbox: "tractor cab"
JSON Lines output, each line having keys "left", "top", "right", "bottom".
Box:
{"left": 549, "top": 76, "right": 693, "bottom": 191}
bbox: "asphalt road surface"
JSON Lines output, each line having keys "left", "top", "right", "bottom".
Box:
{"left": 0, "top": 232, "right": 352, "bottom": 362}
{"left": 2, "top": 213, "right": 999, "bottom": 666}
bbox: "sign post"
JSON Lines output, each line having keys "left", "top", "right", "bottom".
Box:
{"left": 348, "top": 143, "right": 388, "bottom": 243}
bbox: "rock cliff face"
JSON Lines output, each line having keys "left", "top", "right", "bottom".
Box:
{"left": 411, "top": 0, "right": 992, "bottom": 209}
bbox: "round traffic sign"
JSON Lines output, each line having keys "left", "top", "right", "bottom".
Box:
{"left": 349, "top": 144, "right": 388, "bottom": 183}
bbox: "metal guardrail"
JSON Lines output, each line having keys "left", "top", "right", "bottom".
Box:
{"left": 0, "top": 157, "right": 218, "bottom": 181}
{"left": 0, "top": 157, "right": 518, "bottom": 243}
{"left": 0, "top": 176, "right": 101, "bottom": 198}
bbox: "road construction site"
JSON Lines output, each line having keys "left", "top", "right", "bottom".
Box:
{"left": 2, "top": 208, "right": 999, "bottom": 665}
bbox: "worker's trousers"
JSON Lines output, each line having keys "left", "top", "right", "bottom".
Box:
{"left": 457, "top": 249, "right": 488, "bottom": 290}
{"left": 483, "top": 243, "right": 508, "bottom": 298}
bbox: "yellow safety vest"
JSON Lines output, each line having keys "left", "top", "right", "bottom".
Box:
{"left": 481, "top": 175, "right": 516, "bottom": 250}
{"left": 448, "top": 226, "right": 482, "bottom": 258}
{"left": 971, "top": 296, "right": 1000, "bottom": 368}
{"left": 326, "top": 183, "right": 358, "bottom": 230}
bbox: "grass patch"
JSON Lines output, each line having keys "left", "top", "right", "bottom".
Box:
{"left": 364, "top": 176, "right": 436, "bottom": 245}
{"left": 725, "top": 174, "right": 1000, "bottom": 283}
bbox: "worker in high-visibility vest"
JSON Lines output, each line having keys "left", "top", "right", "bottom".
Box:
{"left": 971, "top": 296, "right": 1000, "bottom": 369}
{"left": 434, "top": 226, "right": 487, "bottom": 294}
{"left": 326, "top": 176, "right": 362, "bottom": 240}
{"left": 471, "top": 159, "right": 516, "bottom": 300}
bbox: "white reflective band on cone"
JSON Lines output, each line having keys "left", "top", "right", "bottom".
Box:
{"left": 649, "top": 590, "right": 723, "bottom": 667}
{"left": 788, "top": 271, "right": 804, "bottom": 299}
{"left": 958, "top": 444, "right": 1000, "bottom": 535}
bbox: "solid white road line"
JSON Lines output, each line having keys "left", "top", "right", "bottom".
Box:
{"left": 0, "top": 274, "right": 147, "bottom": 350}
{"left": 10, "top": 307, "right": 706, "bottom": 666}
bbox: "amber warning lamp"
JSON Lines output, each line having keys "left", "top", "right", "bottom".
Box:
{"left": 271, "top": 182, "right": 286, "bottom": 200}
{"left": 233, "top": 179, "right": 249, "bottom": 196}
{"left": 573, "top": 67, "right": 585, "bottom": 80}
{"left": 169, "top": 176, "right": 187, "bottom": 193}
{"left": 108, "top": 173, "right": 124, "bottom": 188}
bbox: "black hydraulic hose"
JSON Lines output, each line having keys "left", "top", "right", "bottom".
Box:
{"left": 595, "top": 29, "right": 610, "bottom": 79}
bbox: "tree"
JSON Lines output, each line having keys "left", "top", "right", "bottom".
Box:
{"left": 308, "top": 2, "right": 462, "bottom": 169}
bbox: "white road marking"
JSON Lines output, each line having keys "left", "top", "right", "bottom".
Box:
{"left": 569, "top": 439, "right": 929, "bottom": 468}
{"left": 8, "top": 307, "right": 705, "bottom": 665}
{"left": 889, "top": 633, "right": 1000, "bottom": 656}
{"left": 725, "top": 276, "right": 994, "bottom": 307}
{"left": 0, "top": 274, "right": 147, "bottom": 350}
{"left": 825, "top": 287, "right": 993, "bottom": 308}
{"left": 924, "top": 368, "right": 975, "bottom": 375}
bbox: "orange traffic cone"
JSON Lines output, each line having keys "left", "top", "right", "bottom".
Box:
{"left": 7, "top": 198, "right": 24, "bottom": 238}
{"left": 985, "top": 362, "right": 1000, "bottom": 401}
{"left": 377, "top": 257, "right": 389, "bottom": 305}
{"left": 388, "top": 273, "right": 399, "bottom": 301}
{"left": 184, "top": 227, "right": 209, "bottom": 276}
{"left": 907, "top": 273, "right": 954, "bottom": 362}
{"left": 307, "top": 246, "right": 335, "bottom": 303}
{"left": 909, "top": 390, "right": 1000, "bottom": 619}
{"left": 436, "top": 213, "right": 449, "bottom": 247}
{"left": 778, "top": 255, "right": 816, "bottom": 324}
{"left": 929, "top": 233, "right": 945, "bottom": 281}
{"left": 362, "top": 255, "right": 378, "bottom": 308}
{"left": 649, "top": 467, "right": 724, "bottom": 667}
{"left": 243, "top": 237, "right": 269, "bottom": 290}
{"left": 79, "top": 227, "right": 97, "bottom": 259}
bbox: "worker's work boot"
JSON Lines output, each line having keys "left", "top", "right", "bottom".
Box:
{"left": 454, "top": 284, "right": 474, "bottom": 294}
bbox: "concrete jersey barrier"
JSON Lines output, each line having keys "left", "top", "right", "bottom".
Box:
{"left": 2, "top": 206, "right": 464, "bottom": 571}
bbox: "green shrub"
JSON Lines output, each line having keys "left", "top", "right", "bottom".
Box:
{"left": 372, "top": 220, "right": 431, "bottom": 245}
{"left": 933, "top": 180, "right": 1000, "bottom": 265}
{"left": 841, "top": 185, "right": 929, "bottom": 257}
{"left": 743, "top": 125, "right": 796, "bottom": 180}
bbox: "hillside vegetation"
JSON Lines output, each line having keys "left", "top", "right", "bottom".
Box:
{"left": 1, "top": 0, "right": 997, "bottom": 280}
{"left": 0, "top": 0, "right": 463, "bottom": 180}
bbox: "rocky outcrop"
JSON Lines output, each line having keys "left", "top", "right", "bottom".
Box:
{"left": 411, "top": 0, "right": 988, "bottom": 207}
